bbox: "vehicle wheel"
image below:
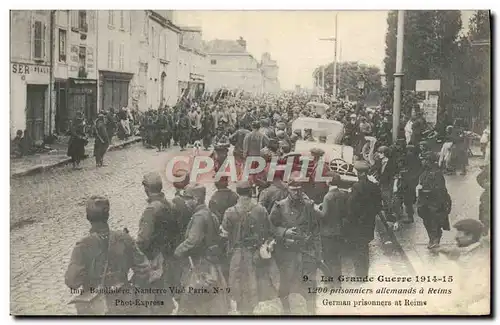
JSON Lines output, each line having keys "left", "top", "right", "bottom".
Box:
{"left": 329, "top": 158, "right": 350, "bottom": 174}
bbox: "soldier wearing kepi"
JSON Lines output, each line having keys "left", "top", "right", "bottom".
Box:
{"left": 344, "top": 160, "right": 382, "bottom": 278}
{"left": 318, "top": 172, "right": 348, "bottom": 288}
{"left": 136, "top": 172, "right": 179, "bottom": 314}
{"left": 416, "top": 152, "right": 452, "bottom": 249}
{"left": 65, "top": 196, "right": 152, "bottom": 315}
{"left": 209, "top": 176, "right": 239, "bottom": 282}
{"left": 221, "top": 181, "right": 278, "bottom": 315}
{"left": 269, "top": 171, "right": 321, "bottom": 315}
{"left": 258, "top": 169, "right": 289, "bottom": 214}
{"left": 175, "top": 184, "right": 228, "bottom": 315}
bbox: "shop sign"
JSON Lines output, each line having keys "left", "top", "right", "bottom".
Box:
{"left": 11, "top": 63, "right": 49, "bottom": 75}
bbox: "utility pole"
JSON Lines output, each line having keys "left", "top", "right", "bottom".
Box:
{"left": 321, "top": 66, "right": 325, "bottom": 95}
{"left": 333, "top": 13, "right": 338, "bottom": 100}
{"left": 338, "top": 41, "right": 342, "bottom": 99}
{"left": 319, "top": 12, "right": 339, "bottom": 100}
{"left": 392, "top": 10, "right": 405, "bottom": 143}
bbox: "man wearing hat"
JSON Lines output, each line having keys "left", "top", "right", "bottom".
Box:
{"left": 137, "top": 172, "right": 178, "bottom": 314}
{"left": 93, "top": 111, "right": 110, "bottom": 167}
{"left": 243, "top": 121, "right": 269, "bottom": 159}
{"left": 344, "top": 160, "right": 382, "bottom": 278}
{"left": 209, "top": 176, "right": 239, "bottom": 222}
{"left": 433, "top": 219, "right": 489, "bottom": 314}
{"left": 476, "top": 164, "right": 490, "bottom": 236}
{"left": 175, "top": 184, "right": 228, "bottom": 315}
{"left": 416, "top": 152, "right": 451, "bottom": 249}
{"left": 318, "top": 172, "right": 348, "bottom": 288}
{"left": 65, "top": 196, "right": 152, "bottom": 315}
{"left": 269, "top": 171, "right": 321, "bottom": 315}
{"left": 221, "top": 181, "right": 277, "bottom": 314}
{"left": 373, "top": 145, "right": 398, "bottom": 222}
{"left": 259, "top": 168, "right": 289, "bottom": 213}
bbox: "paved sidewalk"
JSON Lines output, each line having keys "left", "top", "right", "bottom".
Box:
{"left": 10, "top": 136, "right": 142, "bottom": 178}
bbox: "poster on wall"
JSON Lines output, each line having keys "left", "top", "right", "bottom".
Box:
{"left": 422, "top": 94, "right": 438, "bottom": 126}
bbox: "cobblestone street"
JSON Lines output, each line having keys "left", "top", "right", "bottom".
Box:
{"left": 10, "top": 144, "right": 204, "bottom": 315}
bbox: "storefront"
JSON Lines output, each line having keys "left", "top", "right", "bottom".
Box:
{"left": 10, "top": 62, "right": 51, "bottom": 142}
{"left": 55, "top": 78, "right": 97, "bottom": 133}
{"left": 189, "top": 73, "right": 205, "bottom": 99}
{"left": 99, "top": 70, "right": 134, "bottom": 113}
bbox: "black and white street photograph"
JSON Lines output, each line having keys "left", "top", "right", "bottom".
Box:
{"left": 8, "top": 9, "right": 491, "bottom": 316}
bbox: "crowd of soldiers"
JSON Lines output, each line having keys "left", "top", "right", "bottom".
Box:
{"left": 64, "top": 92, "right": 490, "bottom": 315}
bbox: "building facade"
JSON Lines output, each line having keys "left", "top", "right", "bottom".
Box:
{"left": 53, "top": 10, "right": 98, "bottom": 134}
{"left": 95, "top": 10, "right": 135, "bottom": 116}
{"left": 204, "top": 37, "right": 263, "bottom": 94}
{"left": 10, "top": 10, "right": 53, "bottom": 141}
{"left": 260, "top": 52, "right": 280, "bottom": 94}
{"left": 129, "top": 10, "right": 179, "bottom": 111}
{"left": 178, "top": 26, "right": 206, "bottom": 99}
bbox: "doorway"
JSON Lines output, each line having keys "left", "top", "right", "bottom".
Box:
{"left": 26, "top": 84, "right": 47, "bottom": 143}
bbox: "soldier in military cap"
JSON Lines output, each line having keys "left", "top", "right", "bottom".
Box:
{"left": 318, "top": 172, "right": 348, "bottom": 288}
{"left": 65, "top": 196, "right": 152, "bottom": 315}
{"left": 269, "top": 171, "right": 321, "bottom": 314}
{"left": 259, "top": 166, "right": 289, "bottom": 213}
{"left": 416, "top": 152, "right": 451, "bottom": 249}
{"left": 136, "top": 172, "right": 178, "bottom": 314}
{"left": 175, "top": 184, "right": 228, "bottom": 315}
{"left": 304, "top": 148, "right": 329, "bottom": 205}
{"left": 432, "top": 218, "right": 489, "bottom": 314}
{"left": 221, "top": 181, "right": 277, "bottom": 314}
{"left": 373, "top": 145, "right": 398, "bottom": 222}
{"left": 344, "top": 160, "right": 382, "bottom": 278}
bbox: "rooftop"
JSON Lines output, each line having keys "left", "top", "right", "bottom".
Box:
{"left": 204, "top": 39, "right": 247, "bottom": 53}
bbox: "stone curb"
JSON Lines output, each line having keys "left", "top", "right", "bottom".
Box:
{"left": 10, "top": 137, "right": 142, "bottom": 178}
{"left": 375, "top": 215, "right": 417, "bottom": 275}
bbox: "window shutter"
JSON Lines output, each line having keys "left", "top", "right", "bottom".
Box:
{"left": 33, "top": 20, "right": 42, "bottom": 59}
{"left": 119, "top": 43, "right": 124, "bottom": 70}
{"left": 108, "top": 10, "right": 113, "bottom": 26}
{"left": 71, "top": 11, "right": 79, "bottom": 29}
{"left": 120, "top": 10, "right": 124, "bottom": 29}
{"left": 108, "top": 40, "right": 114, "bottom": 69}
{"left": 43, "top": 22, "right": 47, "bottom": 59}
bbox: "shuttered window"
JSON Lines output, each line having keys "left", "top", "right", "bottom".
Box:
{"left": 151, "top": 26, "right": 156, "bottom": 57}
{"left": 33, "top": 21, "right": 45, "bottom": 59}
{"left": 108, "top": 10, "right": 114, "bottom": 26}
{"left": 108, "top": 40, "right": 114, "bottom": 69}
{"left": 71, "top": 11, "right": 79, "bottom": 29}
{"left": 119, "top": 43, "right": 124, "bottom": 70}
{"left": 120, "top": 10, "right": 124, "bottom": 29}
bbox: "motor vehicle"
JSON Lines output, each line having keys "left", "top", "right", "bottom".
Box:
{"left": 288, "top": 117, "right": 360, "bottom": 191}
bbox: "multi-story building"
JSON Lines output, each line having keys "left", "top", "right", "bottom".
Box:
{"left": 10, "top": 10, "right": 54, "bottom": 141}
{"left": 53, "top": 10, "right": 98, "bottom": 133}
{"left": 129, "top": 10, "right": 179, "bottom": 111}
{"left": 178, "top": 26, "right": 206, "bottom": 99}
{"left": 95, "top": 10, "right": 134, "bottom": 115}
{"left": 260, "top": 52, "right": 280, "bottom": 94}
{"left": 204, "top": 37, "right": 263, "bottom": 95}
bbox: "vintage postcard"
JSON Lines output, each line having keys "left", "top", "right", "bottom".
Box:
{"left": 10, "top": 10, "right": 491, "bottom": 316}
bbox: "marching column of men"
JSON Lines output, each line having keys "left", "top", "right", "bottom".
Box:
{"left": 65, "top": 157, "right": 395, "bottom": 315}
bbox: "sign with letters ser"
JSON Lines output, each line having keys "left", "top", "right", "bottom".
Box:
{"left": 11, "top": 63, "right": 50, "bottom": 75}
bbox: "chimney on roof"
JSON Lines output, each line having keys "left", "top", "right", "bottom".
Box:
{"left": 237, "top": 37, "right": 247, "bottom": 50}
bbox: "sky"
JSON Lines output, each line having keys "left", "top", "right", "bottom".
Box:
{"left": 175, "top": 10, "right": 476, "bottom": 91}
